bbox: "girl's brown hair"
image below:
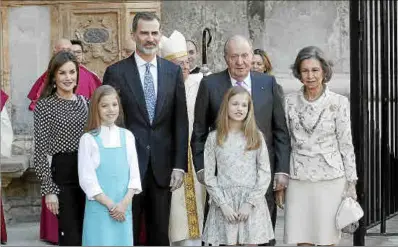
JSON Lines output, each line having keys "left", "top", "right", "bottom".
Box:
{"left": 40, "top": 51, "right": 80, "bottom": 99}
{"left": 216, "top": 86, "right": 261, "bottom": 150}
{"left": 84, "top": 85, "right": 124, "bottom": 134}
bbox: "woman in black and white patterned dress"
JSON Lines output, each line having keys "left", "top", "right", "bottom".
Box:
{"left": 33, "top": 51, "right": 88, "bottom": 246}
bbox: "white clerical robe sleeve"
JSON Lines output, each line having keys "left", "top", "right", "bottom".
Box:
{"left": 1, "top": 108, "right": 13, "bottom": 157}
{"left": 78, "top": 133, "right": 103, "bottom": 200}
{"left": 125, "top": 130, "right": 142, "bottom": 194}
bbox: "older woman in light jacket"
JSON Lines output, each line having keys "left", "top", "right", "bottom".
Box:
{"left": 283, "top": 46, "right": 358, "bottom": 246}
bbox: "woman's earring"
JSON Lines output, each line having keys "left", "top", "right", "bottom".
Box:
{"left": 53, "top": 84, "right": 56, "bottom": 88}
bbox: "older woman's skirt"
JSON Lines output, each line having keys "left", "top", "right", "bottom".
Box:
{"left": 284, "top": 177, "right": 345, "bottom": 245}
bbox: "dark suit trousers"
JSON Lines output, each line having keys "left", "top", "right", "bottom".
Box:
{"left": 132, "top": 162, "right": 171, "bottom": 246}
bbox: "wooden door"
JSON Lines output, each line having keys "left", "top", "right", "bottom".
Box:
{"left": 57, "top": 1, "right": 161, "bottom": 79}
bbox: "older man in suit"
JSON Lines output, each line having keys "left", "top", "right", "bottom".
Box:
{"left": 191, "top": 35, "right": 291, "bottom": 246}
{"left": 102, "top": 12, "right": 188, "bottom": 246}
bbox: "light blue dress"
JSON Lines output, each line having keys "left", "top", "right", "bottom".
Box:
{"left": 82, "top": 129, "right": 133, "bottom": 246}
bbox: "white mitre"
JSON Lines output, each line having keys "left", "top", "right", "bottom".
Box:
{"left": 160, "top": 30, "right": 188, "bottom": 60}
{"left": 158, "top": 35, "right": 167, "bottom": 51}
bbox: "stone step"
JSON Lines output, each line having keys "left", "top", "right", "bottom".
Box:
{"left": 1, "top": 155, "right": 30, "bottom": 187}
{"left": 1, "top": 155, "right": 30, "bottom": 173}
{"left": 4, "top": 216, "right": 398, "bottom": 246}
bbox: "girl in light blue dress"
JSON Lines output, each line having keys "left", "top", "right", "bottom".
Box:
{"left": 78, "top": 85, "right": 142, "bottom": 246}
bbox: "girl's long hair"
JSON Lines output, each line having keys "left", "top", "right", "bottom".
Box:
{"left": 216, "top": 86, "right": 261, "bottom": 150}
{"left": 40, "top": 51, "right": 79, "bottom": 99}
{"left": 84, "top": 85, "right": 124, "bottom": 134}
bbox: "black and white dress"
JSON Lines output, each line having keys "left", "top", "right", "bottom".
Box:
{"left": 34, "top": 94, "right": 88, "bottom": 246}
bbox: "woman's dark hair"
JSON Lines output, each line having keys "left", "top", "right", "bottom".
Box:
{"left": 290, "top": 46, "right": 334, "bottom": 83}
{"left": 40, "top": 51, "right": 79, "bottom": 99}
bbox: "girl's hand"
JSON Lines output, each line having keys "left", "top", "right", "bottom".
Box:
{"left": 237, "top": 203, "right": 253, "bottom": 222}
{"left": 220, "top": 204, "right": 238, "bottom": 224}
{"left": 118, "top": 201, "right": 129, "bottom": 214}
{"left": 45, "top": 194, "right": 59, "bottom": 215}
{"left": 109, "top": 203, "right": 127, "bottom": 222}
{"left": 109, "top": 209, "right": 125, "bottom": 222}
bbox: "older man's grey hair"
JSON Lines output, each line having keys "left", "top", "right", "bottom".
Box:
{"left": 223, "top": 35, "right": 253, "bottom": 57}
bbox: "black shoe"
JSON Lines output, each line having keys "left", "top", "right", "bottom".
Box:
{"left": 259, "top": 239, "right": 276, "bottom": 246}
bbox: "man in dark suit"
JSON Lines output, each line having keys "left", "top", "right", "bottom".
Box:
{"left": 191, "top": 35, "right": 291, "bottom": 246}
{"left": 102, "top": 12, "right": 188, "bottom": 246}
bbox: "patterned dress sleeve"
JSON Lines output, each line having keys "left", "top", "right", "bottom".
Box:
{"left": 33, "top": 100, "right": 59, "bottom": 196}
{"left": 204, "top": 132, "right": 227, "bottom": 207}
{"left": 246, "top": 133, "right": 272, "bottom": 207}
{"left": 335, "top": 96, "right": 358, "bottom": 182}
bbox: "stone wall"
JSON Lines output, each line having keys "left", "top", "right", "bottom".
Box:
{"left": 1, "top": 5, "right": 51, "bottom": 224}
{"left": 161, "top": 0, "right": 351, "bottom": 96}
{"left": 2, "top": 170, "right": 41, "bottom": 224}
{"left": 8, "top": 6, "right": 51, "bottom": 136}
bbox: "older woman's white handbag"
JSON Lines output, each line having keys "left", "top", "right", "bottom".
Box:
{"left": 336, "top": 197, "right": 364, "bottom": 233}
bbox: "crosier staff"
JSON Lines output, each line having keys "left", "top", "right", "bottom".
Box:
{"left": 200, "top": 28, "right": 212, "bottom": 75}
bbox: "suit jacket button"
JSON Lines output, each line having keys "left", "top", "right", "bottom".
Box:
{"left": 146, "top": 145, "right": 150, "bottom": 150}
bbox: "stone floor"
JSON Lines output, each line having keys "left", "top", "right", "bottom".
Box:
{"left": 3, "top": 209, "right": 398, "bottom": 246}
{"left": 273, "top": 209, "right": 398, "bottom": 246}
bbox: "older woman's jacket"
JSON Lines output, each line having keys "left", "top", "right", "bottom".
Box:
{"left": 285, "top": 86, "right": 358, "bottom": 182}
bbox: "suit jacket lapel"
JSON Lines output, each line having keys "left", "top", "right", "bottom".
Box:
{"left": 220, "top": 69, "right": 232, "bottom": 97}
{"left": 250, "top": 72, "right": 264, "bottom": 117}
{"left": 124, "top": 54, "right": 151, "bottom": 123}
{"left": 154, "top": 56, "right": 166, "bottom": 123}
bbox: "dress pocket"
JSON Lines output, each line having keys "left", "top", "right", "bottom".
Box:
{"left": 321, "top": 151, "right": 344, "bottom": 170}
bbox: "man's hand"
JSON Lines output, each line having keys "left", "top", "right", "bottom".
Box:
{"left": 196, "top": 170, "right": 205, "bottom": 184}
{"left": 170, "top": 170, "right": 184, "bottom": 192}
{"left": 273, "top": 174, "right": 289, "bottom": 191}
{"left": 45, "top": 194, "right": 59, "bottom": 215}
{"left": 274, "top": 174, "right": 288, "bottom": 209}
{"left": 220, "top": 204, "right": 238, "bottom": 224}
{"left": 237, "top": 203, "right": 253, "bottom": 222}
{"left": 275, "top": 190, "right": 285, "bottom": 209}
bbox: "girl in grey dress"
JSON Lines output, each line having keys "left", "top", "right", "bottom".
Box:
{"left": 202, "top": 86, "right": 274, "bottom": 245}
